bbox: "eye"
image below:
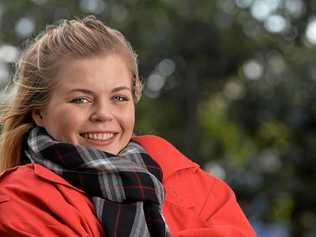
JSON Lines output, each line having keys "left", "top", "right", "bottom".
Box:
{"left": 112, "top": 95, "right": 129, "bottom": 102}
{"left": 70, "top": 96, "right": 92, "bottom": 104}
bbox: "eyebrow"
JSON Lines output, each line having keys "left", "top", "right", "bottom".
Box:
{"left": 68, "top": 86, "right": 131, "bottom": 94}
{"left": 68, "top": 89, "right": 95, "bottom": 95}
{"left": 112, "top": 86, "right": 132, "bottom": 93}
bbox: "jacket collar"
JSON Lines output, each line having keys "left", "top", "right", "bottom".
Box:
{"left": 132, "top": 135, "right": 198, "bottom": 180}
{"left": 0, "top": 163, "right": 85, "bottom": 193}
{"left": 33, "top": 164, "right": 85, "bottom": 193}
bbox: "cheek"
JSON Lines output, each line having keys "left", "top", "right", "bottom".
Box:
{"left": 125, "top": 107, "right": 135, "bottom": 132}
{"left": 46, "top": 117, "right": 73, "bottom": 141}
{"left": 116, "top": 106, "right": 135, "bottom": 137}
{"left": 44, "top": 108, "right": 84, "bottom": 141}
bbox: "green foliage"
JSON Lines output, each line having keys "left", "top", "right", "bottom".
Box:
{"left": 1, "top": 0, "right": 316, "bottom": 235}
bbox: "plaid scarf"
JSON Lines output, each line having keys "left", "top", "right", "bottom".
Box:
{"left": 25, "top": 127, "right": 169, "bottom": 237}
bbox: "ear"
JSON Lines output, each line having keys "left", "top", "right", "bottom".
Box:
{"left": 31, "top": 110, "right": 45, "bottom": 127}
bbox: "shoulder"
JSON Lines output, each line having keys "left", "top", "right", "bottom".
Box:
{"left": 0, "top": 164, "right": 86, "bottom": 201}
{"left": 0, "top": 165, "right": 52, "bottom": 233}
{"left": 133, "top": 135, "right": 176, "bottom": 152}
{"left": 0, "top": 163, "right": 70, "bottom": 188}
{"left": 132, "top": 134, "right": 192, "bottom": 163}
{"left": 132, "top": 136, "right": 256, "bottom": 236}
{"left": 0, "top": 164, "right": 103, "bottom": 236}
{"left": 0, "top": 164, "right": 57, "bottom": 205}
{"left": 132, "top": 135, "right": 198, "bottom": 179}
{"left": 133, "top": 135, "right": 236, "bottom": 202}
{"left": 0, "top": 164, "right": 38, "bottom": 187}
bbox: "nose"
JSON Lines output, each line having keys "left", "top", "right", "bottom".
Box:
{"left": 89, "top": 101, "right": 114, "bottom": 123}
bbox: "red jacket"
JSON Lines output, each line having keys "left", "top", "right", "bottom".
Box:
{"left": 0, "top": 135, "right": 256, "bottom": 236}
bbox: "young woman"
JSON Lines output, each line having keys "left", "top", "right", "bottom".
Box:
{"left": 0, "top": 16, "right": 256, "bottom": 236}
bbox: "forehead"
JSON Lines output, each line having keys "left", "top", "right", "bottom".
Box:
{"left": 54, "top": 54, "right": 132, "bottom": 90}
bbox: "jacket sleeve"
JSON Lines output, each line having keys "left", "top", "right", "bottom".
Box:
{"left": 190, "top": 168, "right": 256, "bottom": 236}
{"left": 164, "top": 166, "right": 257, "bottom": 237}
{"left": 134, "top": 135, "right": 256, "bottom": 237}
{"left": 0, "top": 165, "right": 102, "bottom": 237}
{"left": 0, "top": 189, "right": 83, "bottom": 236}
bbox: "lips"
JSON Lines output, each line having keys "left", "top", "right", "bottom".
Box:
{"left": 81, "top": 132, "right": 116, "bottom": 141}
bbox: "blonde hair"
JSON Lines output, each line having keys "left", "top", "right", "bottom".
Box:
{"left": 0, "top": 16, "right": 142, "bottom": 171}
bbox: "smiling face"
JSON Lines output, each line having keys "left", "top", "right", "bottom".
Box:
{"left": 32, "top": 54, "right": 135, "bottom": 155}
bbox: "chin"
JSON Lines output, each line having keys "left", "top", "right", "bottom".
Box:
{"left": 92, "top": 145, "right": 119, "bottom": 155}
{"left": 103, "top": 149, "right": 119, "bottom": 155}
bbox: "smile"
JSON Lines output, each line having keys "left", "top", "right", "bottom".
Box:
{"left": 81, "top": 132, "right": 115, "bottom": 141}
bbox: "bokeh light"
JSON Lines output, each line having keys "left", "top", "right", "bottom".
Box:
{"left": 15, "top": 17, "right": 35, "bottom": 38}
{"left": 243, "top": 60, "right": 264, "bottom": 80}
{"left": 264, "top": 15, "right": 287, "bottom": 33}
{"left": 157, "top": 59, "right": 176, "bottom": 77}
{"left": 204, "top": 161, "right": 227, "bottom": 180}
{"left": 223, "top": 81, "right": 245, "bottom": 100}
{"left": 80, "top": 0, "right": 106, "bottom": 14}
{"left": 235, "top": 0, "right": 253, "bottom": 9}
{"left": 285, "top": 0, "right": 305, "bottom": 18}
{"left": 0, "top": 45, "right": 19, "bottom": 63}
{"left": 250, "top": 0, "right": 281, "bottom": 21}
{"left": 0, "top": 63, "right": 9, "bottom": 85}
{"left": 305, "top": 18, "right": 316, "bottom": 45}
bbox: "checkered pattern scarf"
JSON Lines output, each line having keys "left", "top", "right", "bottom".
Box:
{"left": 25, "top": 127, "right": 169, "bottom": 237}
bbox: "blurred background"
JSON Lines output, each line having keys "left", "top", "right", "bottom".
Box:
{"left": 1, "top": 0, "right": 316, "bottom": 236}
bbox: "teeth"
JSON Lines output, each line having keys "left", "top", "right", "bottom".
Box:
{"left": 82, "top": 133, "right": 114, "bottom": 141}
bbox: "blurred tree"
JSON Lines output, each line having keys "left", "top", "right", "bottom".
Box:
{"left": 1, "top": 0, "right": 316, "bottom": 236}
